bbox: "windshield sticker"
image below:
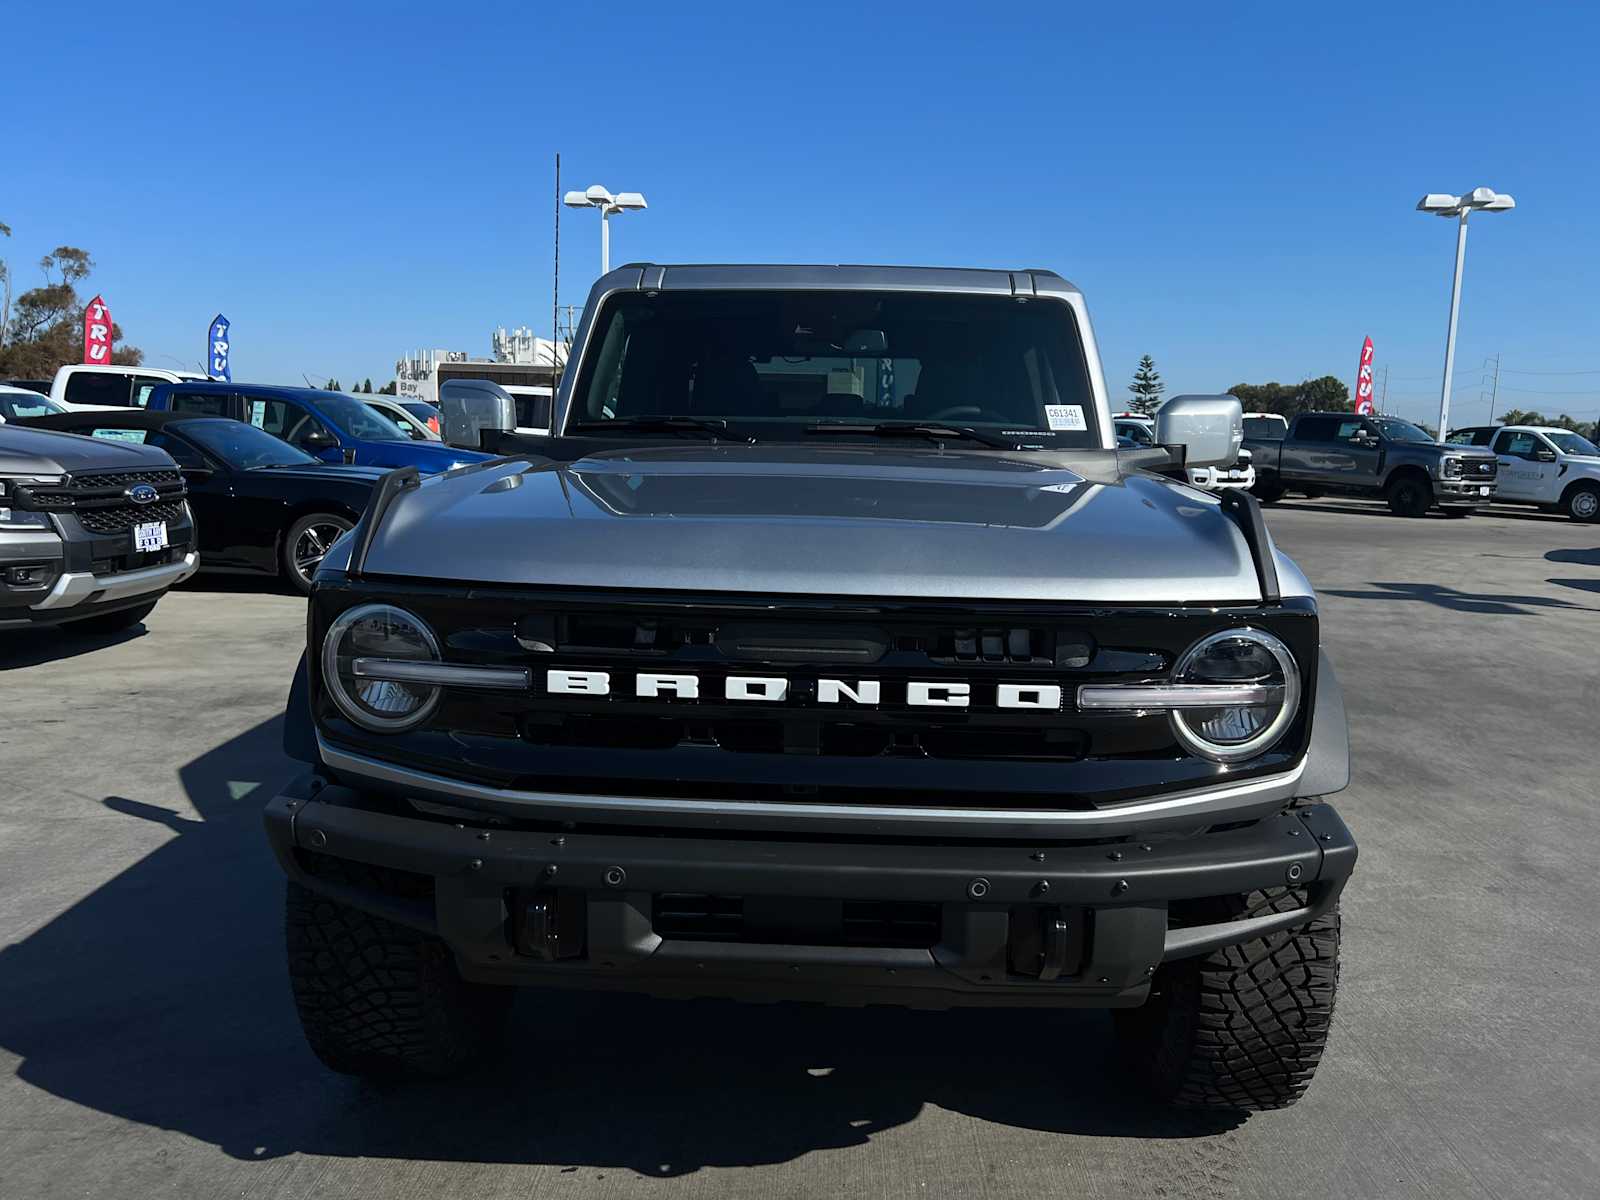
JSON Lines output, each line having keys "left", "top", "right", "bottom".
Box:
{"left": 1045, "top": 404, "right": 1087, "bottom": 432}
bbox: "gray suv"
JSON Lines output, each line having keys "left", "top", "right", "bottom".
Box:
{"left": 265, "top": 265, "right": 1356, "bottom": 1113}
{"left": 0, "top": 424, "right": 197, "bottom": 634}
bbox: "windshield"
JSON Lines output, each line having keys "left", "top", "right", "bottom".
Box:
{"left": 174, "top": 418, "right": 318, "bottom": 468}
{"left": 1546, "top": 431, "right": 1600, "bottom": 456}
{"left": 315, "top": 391, "right": 410, "bottom": 441}
{"left": 568, "top": 290, "right": 1101, "bottom": 447}
{"left": 1374, "top": 417, "right": 1434, "bottom": 444}
{"left": 0, "top": 392, "right": 61, "bottom": 421}
{"left": 1243, "top": 416, "right": 1285, "bottom": 440}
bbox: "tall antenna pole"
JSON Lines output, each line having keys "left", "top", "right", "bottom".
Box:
{"left": 552, "top": 151, "right": 561, "bottom": 379}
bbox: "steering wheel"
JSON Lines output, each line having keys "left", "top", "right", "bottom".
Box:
{"left": 925, "top": 405, "right": 1011, "bottom": 424}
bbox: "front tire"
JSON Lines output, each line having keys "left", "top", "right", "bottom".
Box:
{"left": 1385, "top": 475, "right": 1433, "bottom": 517}
{"left": 283, "top": 513, "right": 354, "bottom": 594}
{"left": 1115, "top": 889, "right": 1340, "bottom": 1111}
{"left": 286, "top": 865, "right": 511, "bottom": 1080}
{"left": 1251, "top": 479, "right": 1284, "bottom": 504}
{"left": 1564, "top": 483, "right": 1600, "bottom": 522}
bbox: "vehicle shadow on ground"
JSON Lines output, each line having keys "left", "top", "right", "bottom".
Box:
{"left": 0, "top": 620, "right": 149, "bottom": 670}
{"left": 176, "top": 573, "right": 300, "bottom": 597}
{"left": 0, "top": 716, "right": 1239, "bottom": 1176}
{"left": 1545, "top": 547, "right": 1600, "bottom": 567}
{"left": 1269, "top": 499, "right": 1568, "bottom": 524}
{"left": 1320, "top": 580, "right": 1600, "bottom": 616}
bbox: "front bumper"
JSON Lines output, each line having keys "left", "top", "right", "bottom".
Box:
{"left": 1436, "top": 478, "right": 1496, "bottom": 505}
{"left": 30, "top": 550, "right": 199, "bottom": 611}
{"left": 264, "top": 773, "right": 1356, "bottom": 1009}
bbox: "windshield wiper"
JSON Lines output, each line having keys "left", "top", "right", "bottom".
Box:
{"left": 804, "top": 421, "right": 1014, "bottom": 449}
{"left": 566, "top": 415, "right": 733, "bottom": 440}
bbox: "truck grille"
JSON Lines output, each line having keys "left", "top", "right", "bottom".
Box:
{"left": 317, "top": 585, "right": 1321, "bottom": 811}
{"left": 20, "top": 468, "right": 188, "bottom": 537}
{"left": 1464, "top": 458, "right": 1497, "bottom": 478}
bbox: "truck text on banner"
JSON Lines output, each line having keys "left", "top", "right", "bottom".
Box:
{"left": 82, "top": 295, "right": 112, "bottom": 365}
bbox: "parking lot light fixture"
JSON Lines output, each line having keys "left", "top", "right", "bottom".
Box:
{"left": 563, "top": 185, "right": 649, "bottom": 276}
{"left": 1417, "top": 188, "right": 1516, "bottom": 440}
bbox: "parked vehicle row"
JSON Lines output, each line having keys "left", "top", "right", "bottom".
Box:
{"left": 1245, "top": 411, "right": 1498, "bottom": 517}
{"left": 1447, "top": 424, "right": 1600, "bottom": 521}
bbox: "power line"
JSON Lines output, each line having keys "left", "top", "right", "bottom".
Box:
{"left": 1498, "top": 366, "right": 1600, "bottom": 376}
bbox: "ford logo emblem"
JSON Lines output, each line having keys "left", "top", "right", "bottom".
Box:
{"left": 126, "top": 483, "right": 160, "bottom": 505}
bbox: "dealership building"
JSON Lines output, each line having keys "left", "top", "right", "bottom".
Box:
{"left": 395, "top": 327, "right": 566, "bottom": 405}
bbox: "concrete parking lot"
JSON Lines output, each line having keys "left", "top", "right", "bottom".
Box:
{"left": 2, "top": 500, "right": 1596, "bottom": 1199}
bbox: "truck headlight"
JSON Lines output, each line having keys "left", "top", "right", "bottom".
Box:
{"left": 1442, "top": 457, "right": 1462, "bottom": 478}
{"left": 0, "top": 476, "right": 56, "bottom": 527}
{"left": 322, "top": 604, "right": 442, "bottom": 732}
{"left": 1169, "top": 628, "right": 1300, "bottom": 762}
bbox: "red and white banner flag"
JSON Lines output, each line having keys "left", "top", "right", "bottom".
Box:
{"left": 82, "top": 295, "right": 112, "bottom": 365}
{"left": 1354, "top": 336, "right": 1375, "bottom": 415}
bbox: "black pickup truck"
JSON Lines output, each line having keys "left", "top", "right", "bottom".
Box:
{"left": 1245, "top": 411, "right": 1498, "bottom": 516}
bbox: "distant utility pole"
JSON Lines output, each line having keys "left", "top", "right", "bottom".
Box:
{"left": 552, "top": 151, "right": 560, "bottom": 378}
{"left": 1486, "top": 354, "right": 1501, "bottom": 422}
{"left": 1379, "top": 365, "right": 1389, "bottom": 412}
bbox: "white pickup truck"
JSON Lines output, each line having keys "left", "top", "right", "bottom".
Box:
{"left": 49, "top": 364, "right": 207, "bottom": 412}
{"left": 1447, "top": 424, "right": 1600, "bottom": 521}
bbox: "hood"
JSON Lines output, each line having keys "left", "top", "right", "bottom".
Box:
{"left": 261, "top": 462, "right": 389, "bottom": 485}
{"left": 0, "top": 424, "right": 175, "bottom": 475}
{"left": 356, "top": 441, "right": 491, "bottom": 471}
{"left": 358, "top": 446, "right": 1270, "bottom": 604}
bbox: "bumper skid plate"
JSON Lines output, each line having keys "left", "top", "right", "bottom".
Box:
{"left": 264, "top": 773, "right": 1356, "bottom": 1009}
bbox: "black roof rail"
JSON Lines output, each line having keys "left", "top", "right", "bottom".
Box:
{"left": 347, "top": 466, "right": 420, "bottom": 579}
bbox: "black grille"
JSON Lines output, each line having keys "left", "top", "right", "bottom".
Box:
{"left": 652, "top": 894, "right": 941, "bottom": 948}
{"left": 1465, "top": 459, "right": 1497, "bottom": 478}
{"left": 70, "top": 469, "right": 182, "bottom": 492}
{"left": 76, "top": 498, "right": 187, "bottom": 535}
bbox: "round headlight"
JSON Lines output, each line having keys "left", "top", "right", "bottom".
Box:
{"left": 1169, "top": 628, "right": 1300, "bottom": 762}
{"left": 322, "top": 604, "right": 441, "bottom": 732}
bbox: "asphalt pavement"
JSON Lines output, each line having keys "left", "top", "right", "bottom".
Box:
{"left": 2, "top": 500, "right": 1597, "bottom": 1199}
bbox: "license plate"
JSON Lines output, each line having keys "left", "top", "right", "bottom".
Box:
{"left": 133, "top": 521, "right": 168, "bottom": 552}
{"left": 1479, "top": 486, "right": 1490, "bottom": 497}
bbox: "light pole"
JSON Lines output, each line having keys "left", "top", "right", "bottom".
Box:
{"left": 1417, "top": 187, "right": 1515, "bottom": 439}
{"left": 562, "top": 184, "right": 648, "bottom": 276}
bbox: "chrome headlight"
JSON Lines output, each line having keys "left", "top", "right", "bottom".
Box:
{"left": 322, "top": 604, "right": 442, "bottom": 732}
{"left": 1168, "top": 628, "right": 1300, "bottom": 762}
{"left": 1441, "top": 457, "right": 1462, "bottom": 478}
{"left": 0, "top": 476, "right": 57, "bottom": 528}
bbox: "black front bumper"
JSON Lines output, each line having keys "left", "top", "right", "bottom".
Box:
{"left": 264, "top": 773, "right": 1356, "bottom": 1009}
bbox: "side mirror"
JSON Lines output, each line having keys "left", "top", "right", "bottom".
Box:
{"left": 302, "top": 428, "right": 338, "bottom": 451}
{"left": 440, "top": 379, "right": 516, "bottom": 449}
{"left": 1535, "top": 448, "right": 1558, "bottom": 462}
{"left": 180, "top": 466, "right": 214, "bottom": 482}
{"left": 1155, "top": 395, "right": 1243, "bottom": 468}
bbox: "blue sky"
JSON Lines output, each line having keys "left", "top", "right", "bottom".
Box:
{"left": 5, "top": 1, "right": 1597, "bottom": 427}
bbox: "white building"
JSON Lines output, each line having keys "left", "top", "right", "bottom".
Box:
{"left": 395, "top": 331, "right": 567, "bottom": 405}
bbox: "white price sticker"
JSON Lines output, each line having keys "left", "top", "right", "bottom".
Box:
{"left": 1044, "top": 404, "right": 1086, "bottom": 432}
{"left": 133, "top": 521, "right": 168, "bottom": 553}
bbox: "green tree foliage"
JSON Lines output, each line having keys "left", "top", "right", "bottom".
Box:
{"left": 0, "top": 245, "right": 142, "bottom": 377}
{"left": 1126, "top": 355, "right": 1165, "bottom": 415}
{"left": 378, "top": 380, "right": 397, "bottom": 395}
{"left": 1497, "top": 408, "right": 1598, "bottom": 439}
{"left": 361, "top": 378, "right": 374, "bottom": 393}
{"left": 1228, "top": 376, "right": 1350, "bottom": 419}
{"left": 0, "top": 219, "right": 12, "bottom": 351}
{"left": 324, "top": 378, "right": 342, "bottom": 391}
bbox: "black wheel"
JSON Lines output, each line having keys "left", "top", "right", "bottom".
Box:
{"left": 1115, "top": 889, "right": 1340, "bottom": 1111}
{"left": 63, "top": 601, "right": 157, "bottom": 635}
{"left": 285, "top": 862, "right": 511, "bottom": 1080}
{"left": 283, "top": 513, "right": 353, "bottom": 594}
{"left": 1384, "top": 475, "right": 1433, "bottom": 517}
{"left": 1251, "top": 479, "right": 1284, "bottom": 504}
{"left": 1442, "top": 507, "right": 1472, "bottom": 519}
{"left": 1564, "top": 483, "right": 1600, "bottom": 522}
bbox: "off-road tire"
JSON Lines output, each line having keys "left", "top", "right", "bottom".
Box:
{"left": 1564, "top": 483, "right": 1600, "bottom": 522}
{"left": 1115, "top": 889, "right": 1340, "bottom": 1111}
{"left": 1385, "top": 475, "right": 1433, "bottom": 517}
{"left": 285, "top": 862, "right": 511, "bottom": 1079}
{"left": 63, "top": 601, "right": 157, "bottom": 636}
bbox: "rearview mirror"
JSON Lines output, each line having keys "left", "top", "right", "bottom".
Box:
{"left": 1155, "top": 395, "right": 1243, "bottom": 469}
{"left": 440, "top": 379, "right": 516, "bottom": 449}
{"left": 843, "top": 329, "right": 888, "bottom": 355}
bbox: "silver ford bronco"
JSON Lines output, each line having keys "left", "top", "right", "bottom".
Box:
{"left": 266, "top": 265, "right": 1355, "bottom": 1112}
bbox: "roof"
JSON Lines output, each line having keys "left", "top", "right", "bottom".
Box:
{"left": 20, "top": 410, "right": 234, "bottom": 433}
{"left": 0, "top": 385, "right": 49, "bottom": 397}
{"left": 602, "top": 262, "right": 1083, "bottom": 298}
{"left": 150, "top": 381, "right": 334, "bottom": 402}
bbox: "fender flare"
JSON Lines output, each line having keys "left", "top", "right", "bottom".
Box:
{"left": 1296, "top": 649, "right": 1350, "bottom": 797}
